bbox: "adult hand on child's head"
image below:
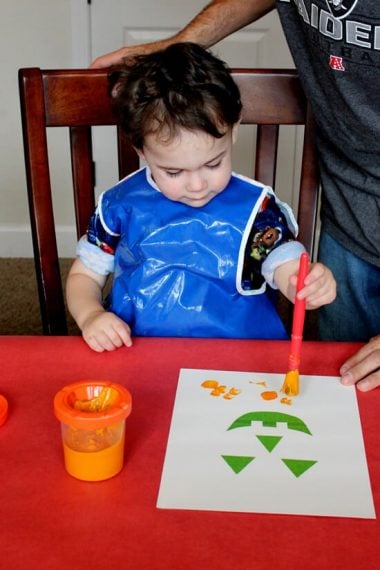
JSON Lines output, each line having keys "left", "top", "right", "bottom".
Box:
{"left": 292, "top": 262, "right": 336, "bottom": 309}
{"left": 81, "top": 310, "right": 133, "bottom": 352}
{"left": 90, "top": 39, "right": 171, "bottom": 69}
{"left": 340, "top": 336, "right": 380, "bottom": 392}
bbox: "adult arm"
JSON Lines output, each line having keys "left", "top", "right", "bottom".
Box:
{"left": 90, "top": 0, "right": 275, "bottom": 68}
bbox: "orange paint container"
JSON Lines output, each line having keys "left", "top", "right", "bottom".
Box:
{"left": 54, "top": 381, "right": 132, "bottom": 482}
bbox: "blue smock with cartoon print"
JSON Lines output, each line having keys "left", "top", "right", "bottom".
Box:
{"left": 81, "top": 168, "right": 298, "bottom": 339}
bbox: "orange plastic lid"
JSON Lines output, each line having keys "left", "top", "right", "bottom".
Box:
{"left": 0, "top": 394, "right": 8, "bottom": 427}
{"left": 54, "top": 381, "right": 132, "bottom": 429}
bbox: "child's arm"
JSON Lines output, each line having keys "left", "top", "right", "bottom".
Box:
{"left": 66, "top": 258, "right": 132, "bottom": 352}
{"left": 273, "top": 258, "right": 336, "bottom": 309}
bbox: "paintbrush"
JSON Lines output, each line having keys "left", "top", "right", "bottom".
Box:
{"left": 281, "top": 251, "right": 309, "bottom": 396}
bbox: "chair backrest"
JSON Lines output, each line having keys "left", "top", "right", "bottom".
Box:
{"left": 19, "top": 67, "right": 319, "bottom": 335}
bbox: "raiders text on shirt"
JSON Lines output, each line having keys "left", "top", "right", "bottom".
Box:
{"left": 279, "top": 0, "right": 380, "bottom": 52}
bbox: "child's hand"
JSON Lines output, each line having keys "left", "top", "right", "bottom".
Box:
{"left": 291, "top": 262, "right": 336, "bottom": 309}
{"left": 81, "top": 310, "right": 133, "bottom": 352}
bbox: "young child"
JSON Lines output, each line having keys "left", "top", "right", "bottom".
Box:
{"left": 66, "top": 42, "right": 336, "bottom": 352}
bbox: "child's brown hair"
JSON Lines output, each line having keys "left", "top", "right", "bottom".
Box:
{"left": 109, "top": 42, "right": 242, "bottom": 150}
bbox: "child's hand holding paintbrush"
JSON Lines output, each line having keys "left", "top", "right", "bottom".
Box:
{"left": 274, "top": 251, "right": 337, "bottom": 395}
{"left": 282, "top": 252, "right": 309, "bottom": 396}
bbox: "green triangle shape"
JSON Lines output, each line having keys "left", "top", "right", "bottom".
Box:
{"left": 221, "top": 455, "right": 255, "bottom": 474}
{"left": 256, "top": 435, "right": 282, "bottom": 453}
{"left": 281, "top": 458, "right": 317, "bottom": 478}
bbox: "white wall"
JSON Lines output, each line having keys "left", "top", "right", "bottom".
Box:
{"left": 1, "top": 1, "right": 295, "bottom": 258}
{"left": 0, "top": 1, "right": 75, "bottom": 256}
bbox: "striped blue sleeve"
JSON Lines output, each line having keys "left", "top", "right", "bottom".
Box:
{"left": 262, "top": 240, "right": 306, "bottom": 289}
{"left": 76, "top": 236, "right": 115, "bottom": 276}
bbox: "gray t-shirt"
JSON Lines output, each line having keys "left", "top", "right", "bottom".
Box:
{"left": 277, "top": 0, "right": 380, "bottom": 267}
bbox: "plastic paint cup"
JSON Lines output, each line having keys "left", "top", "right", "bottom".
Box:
{"left": 54, "top": 381, "right": 132, "bottom": 482}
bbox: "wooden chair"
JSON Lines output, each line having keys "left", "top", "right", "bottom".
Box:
{"left": 19, "top": 67, "right": 319, "bottom": 336}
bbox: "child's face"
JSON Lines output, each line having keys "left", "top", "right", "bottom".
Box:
{"left": 137, "top": 125, "right": 238, "bottom": 208}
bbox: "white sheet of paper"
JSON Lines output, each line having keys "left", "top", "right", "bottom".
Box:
{"left": 157, "top": 369, "right": 376, "bottom": 519}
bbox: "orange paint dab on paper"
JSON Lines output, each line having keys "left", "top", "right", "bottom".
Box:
{"left": 280, "top": 397, "right": 292, "bottom": 406}
{"left": 250, "top": 381, "right": 267, "bottom": 387}
{"left": 201, "top": 380, "right": 241, "bottom": 399}
{"left": 211, "top": 385, "right": 227, "bottom": 395}
{"left": 260, "top": 390, "right": 278, "bottom": 401}
{"left": 223, "top": 387, "right": 242, "bottom": 400}
{"left": 201, "top": 379, "right": 219, "bottom": 389}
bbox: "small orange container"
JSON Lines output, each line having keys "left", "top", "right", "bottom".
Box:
{"left": 54, "top": 381, "right": 132, "bottom": 482}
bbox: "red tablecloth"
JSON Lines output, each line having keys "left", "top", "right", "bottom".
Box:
{"left": 0, "top": 337, "right": 378, "bottom": 570}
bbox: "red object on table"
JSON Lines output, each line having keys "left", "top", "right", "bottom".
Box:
{"left": 0, "top": 393, "right": 8, "bottom": 426}
{"left": 0, "top": 336, "right": 379, "bottom": 570}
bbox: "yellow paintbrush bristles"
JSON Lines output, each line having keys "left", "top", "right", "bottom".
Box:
{"left": 281, "top": 369, "right": 300, "bottom": 396}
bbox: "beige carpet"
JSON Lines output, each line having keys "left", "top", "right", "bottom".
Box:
{"left": 0, "top": 258, "right": 80, "bottom": 335}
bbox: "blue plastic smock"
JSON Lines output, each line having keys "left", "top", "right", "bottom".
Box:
{"left": 81, "top": 168, "right": 299, "bottom": 339}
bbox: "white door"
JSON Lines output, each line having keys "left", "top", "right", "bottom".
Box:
{"left": 87, "top": 0, "right": 299, "bottom": 208}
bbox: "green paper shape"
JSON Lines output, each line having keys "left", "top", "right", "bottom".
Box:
{"left": 228, "top": 411, "right": 312, "bottom": 435}
{"left": 221, "top": 455, "right": 255, "bottom": 474}
{"left": 256, "top": 435, "right": 282, "bottom": 452}
{"left": 281, "top": 458, "right": 317, "bottom": 477}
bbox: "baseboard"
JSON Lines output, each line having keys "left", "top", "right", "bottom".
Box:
{"left": 0, "top": 224, "right": 77, "bottom": 258}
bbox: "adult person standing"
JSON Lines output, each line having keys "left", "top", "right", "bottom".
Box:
{"left": 90, "top": 0, "right": 380, "bottom": 391}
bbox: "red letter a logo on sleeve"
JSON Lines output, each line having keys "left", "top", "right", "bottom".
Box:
{"left": 329, "top": 55, "right": 345, "bottom": 71}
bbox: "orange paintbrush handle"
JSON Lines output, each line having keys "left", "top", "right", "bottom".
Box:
{"left": 288, "top": 252, "right": 309, "bottom": 370}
